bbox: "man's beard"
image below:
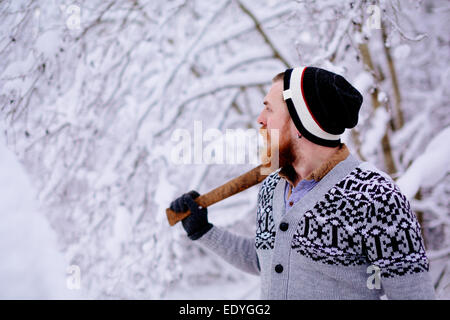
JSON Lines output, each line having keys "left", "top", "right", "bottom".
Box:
{"left": 278, "top": 136, "right": 296, "bottom": 168}
{"left": 260, "top": 125, "right": 298, "bottom": 182}
{"left": 278, "top": 136, "right": 298, "bottom": 183}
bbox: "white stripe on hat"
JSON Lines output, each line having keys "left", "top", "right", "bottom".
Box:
{"left": 283, "top": 67, "right": 341, "bottom": 141}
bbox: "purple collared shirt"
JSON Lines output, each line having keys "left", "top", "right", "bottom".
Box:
{"left": 284, "top": 178, "right": 318, "bottom": 214}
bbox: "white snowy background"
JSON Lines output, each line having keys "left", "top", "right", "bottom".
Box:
{"left": 0, "top": 0, "right": 449, "bottom": 299}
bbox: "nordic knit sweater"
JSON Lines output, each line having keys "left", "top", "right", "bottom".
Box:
{"left": 196, "top": 145, "right": 436, "bottom": 300}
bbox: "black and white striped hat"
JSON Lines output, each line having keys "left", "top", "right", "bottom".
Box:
{"left": 283, "top": 67, "right": 363, "bottom": 147}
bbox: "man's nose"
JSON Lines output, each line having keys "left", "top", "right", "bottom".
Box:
{"left": 257, "top": 111, "right": 266, "bottom": 126}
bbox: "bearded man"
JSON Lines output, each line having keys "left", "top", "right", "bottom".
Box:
{"left": 170, "top": 66, "right": 435, "bottom": 300}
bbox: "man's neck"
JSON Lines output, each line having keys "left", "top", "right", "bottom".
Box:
{"left": 279, "top": 143, "right": 349, "bottom": 188}
{"left": 292, "top": 146, "right": 341, "bottom": 184}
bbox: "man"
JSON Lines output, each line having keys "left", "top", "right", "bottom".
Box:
{"left": 170, "top": 66, "right": 436, "bottom": 299}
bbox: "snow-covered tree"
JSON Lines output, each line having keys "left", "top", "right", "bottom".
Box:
{"left": 1, "top": 0, "right": 448, "bottom": 299}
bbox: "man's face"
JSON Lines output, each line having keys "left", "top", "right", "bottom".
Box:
{"left": 257, "top": 80, "right": 296, "bottom": 167}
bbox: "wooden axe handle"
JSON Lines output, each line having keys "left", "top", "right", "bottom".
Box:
{"left": 166, "top": 164, "right": 272, "bottom": 226}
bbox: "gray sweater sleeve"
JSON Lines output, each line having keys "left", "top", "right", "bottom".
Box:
{"left": 195, "top": 225, "right": 260, "bottom": 276}
{"left": 365, "top": 180, "right": 436, "bottom": 299}
{"left": 380, "top": 272, "right": 436, "bottom": 300}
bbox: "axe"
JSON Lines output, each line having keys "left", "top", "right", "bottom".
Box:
{"left": 166, "top": 128, "right": 276, "bottom": 226}
{"left": 166, "top": 164, "right": 273, "bottom": 226}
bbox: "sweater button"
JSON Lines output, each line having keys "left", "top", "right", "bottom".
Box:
{"left": 289, "top": 201, "right": 294, "bottom": 206}
{"left": 275, "top": 264, "right": 283, "bottom": 273}
{"left": 279, "top": 222, "right": 289, "bottom": 231}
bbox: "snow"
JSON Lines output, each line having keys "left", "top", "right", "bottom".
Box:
{"left": 106, "top": 205, "right": 132, "bottom": 260}
{"left": 0, "top": 130, "right": 79, "bottom": 299}
{"left": 393, "top": 44, "right": 411, "bottom": 59}
{"left": 353, "top": 71, "right": 374, "bottom": 94}
{"left": 154, "top": 167, "right": 177, "bottom": 225}
{"left": 361, "top": 107, "right": 390, "bottom": 159}
{"left": 397, "top": 126, "right": 450, "bottom": 199}
{"left": 35, "top": 29, "right": 61, "bottom": 58}
{"left": 1, "top": 52, "right": 35, "bottom": 79}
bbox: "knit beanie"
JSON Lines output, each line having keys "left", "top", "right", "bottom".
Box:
{"left": 282, "top": 67, "right": 363, "bottom": 147}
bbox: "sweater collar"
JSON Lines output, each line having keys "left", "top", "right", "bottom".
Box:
{"left": 278, "top": 143, "right": 350, "bottom": 186}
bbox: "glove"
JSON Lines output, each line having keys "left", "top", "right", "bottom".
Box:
{"left": 169, "top": 190, "right": 213, "bottom": 240}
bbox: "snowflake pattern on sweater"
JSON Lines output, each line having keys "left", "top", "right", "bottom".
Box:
{"left": 255, "top": 170, "right": 280, "bottom": 250}
{"left": 255, "top": 167, "right": 429, "bottom": 278}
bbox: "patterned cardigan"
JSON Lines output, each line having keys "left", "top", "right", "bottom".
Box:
{"left": 196, "top": 148, "right": 435, "bottom": 299}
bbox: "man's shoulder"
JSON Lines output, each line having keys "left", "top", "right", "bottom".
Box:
{"left": 357, "top": 161, "right": 393, "bottom": 181}
{"left": 334, "top": 161, "right": 409, "bottom": 203}
{"left": 345, "top": 161, "right": 397, "bottom": 189}
{"left": 346, "top": 162, "right": 411, "bottom": 209}
{"left": 260, "top": 169, "right": 282, "bottom": 189}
